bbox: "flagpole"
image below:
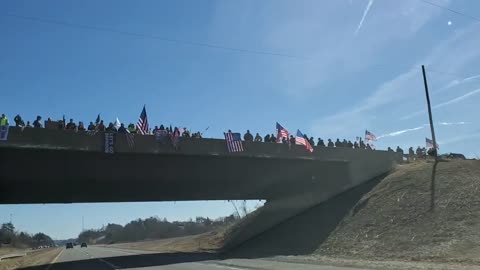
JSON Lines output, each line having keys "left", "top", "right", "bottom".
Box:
{"left": 421, "top": 65, "right": 438, "bottom": 160}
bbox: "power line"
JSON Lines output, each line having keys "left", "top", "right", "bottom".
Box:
{"left": 419, "top": 0, "right": 480, "bottom": 23}
{"left": 3, "top": 13, "right": 302, "bottom": 59}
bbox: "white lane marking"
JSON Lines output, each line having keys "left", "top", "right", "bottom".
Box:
{"left": 45, "top": 249, "right": 64, "bottom": 270}
{"left": 98, "top": 258, "right": 120, "bottom": 269}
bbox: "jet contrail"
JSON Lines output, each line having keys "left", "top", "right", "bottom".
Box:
{"left": 355, "top": 0, "right": 374, "bottom": 35}
{"left": 436, "top": 74, "right": 480, "bottom": 94}
{"left": 377, "top": 126, "right": 425, "bottom": 139}
{"left": 438, "top": 121, "right": 470, "bottom": 126}
{"left": 401, "top": 88, "right": 480, "bottom": 120}
{"left": 433, "top": 88, "right": 480, "bottom": 109}
{"left": 377, "top": 122, "right": 470, "bottom": 139}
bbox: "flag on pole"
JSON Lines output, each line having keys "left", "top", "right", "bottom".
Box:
{"left": 171, "top": 127, "right": 181, "bottom": 147}
{"left": 136, "top": 105, "right": 149, "bottom": 135}
{"left": 295, "top": 129, "right": 314, "bottom": 152}
{"left": 0, "top": 125, "right": 9, "bottom": 141}
{"left": 276, "top": 122, "right": 289, "bottom": 143}
{"left": 224, "top": 131, "right": 244, "bottom": 152}
{"left": 95, "top": 114, "right": 101, "bottom": 125}
{"left": 426, "top": 138, "right": 439, "bottom": 149}
{"left": 365, "top": 130, "right": 377, "bottom": 141}
{"left": 114, "top": 118, "right": 121, "bottom": 130}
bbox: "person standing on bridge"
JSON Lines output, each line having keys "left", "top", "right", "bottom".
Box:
{"left": 87, "top": 122, "right": 95, "bottom": 131}
{"left": 308, "top": 137, "right": 315, "bottom": 147}
{"left": 0, "top": 114, "right": 9, "bottom": 127}
{"left": 13, "top": 114, "right": 24, "bottom": 127}
{"left": 66, "top": 119, "right": 76, "bottom": 130}
{"left": 347, "top": 140, "right": 353, "bottom": 148}
{"left": 317, "top": 138, "right": 325, "bottom": 147}
{"left": 327, "top": 139, "right": 334, "bottom": 147}
{"left": 33, "top": 116, "right": 42, "bottom": 128}
{"left": 264, "top": 134, "right": 270, "bottom": 142}
{"left": 354, "top": 141, "right": 359, "bottom": 149}
{"left": 270, "top": 134, "right": 276, "bottom": 143}
{"left": 335, "top": 138, "right": 341, "bottom": 147}
{"left": 243, "top": 130, "right": 253, "bottom": 142}
{"left": 118, "top": 123, "right": 127, "bottom": 133}
{"left": 289, "top": 135, "right": 295, "bottom": 146}
{"left": 254, "top": 133, "right": 262, "bottom": 142}
{"left": 78, "top": 122, "right": 86, "bottom": 132}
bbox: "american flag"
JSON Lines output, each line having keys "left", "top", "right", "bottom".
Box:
{"left": 171, "top": 127, "right": 181, "bottom": 147}
{"left": 365, "top": 130, "right": 377, "bottom": 141}
{"left": 276, "top": 122, "right": 289, "bottom": 143}
{"left": 426, "top": 138, "right": 438, "bottom": 149}
{"left": 224, "top": 132, "right": 244, "bottom": 152}
{"left": 295, "top": 129, "right": 314, "bottom": 152}
{"left": 136, "top": 105, "right": 149, "bottom": 135}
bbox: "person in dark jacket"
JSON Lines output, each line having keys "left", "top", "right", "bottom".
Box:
{"left": 14, "top": 114, "right": 25, "bottom": 127}
{"left": 264, "top": 134, "right": 270, "bottom": 142}
{"left": 317, "top": 138, "right": 325, "bottom": 147}
{"left": 309, "top": 137, "right": 315, "bottom": 147}
{"left": 254, "top": 133, "right": 262, "bottom": 142}
{"left": 78, "top": 122, "right": 86, "bottom": 131}
{"left": 106, "top": 122, "right": 117, "bottom": 133}
{"left": 33, "top": 116, "right": 42, "bottom": 128}
{"left": 118, "top": 123, "right": 127, "bottom": 133}
{"left": 66, "top": 119, "right": 76, "bottom": 130}
{"left": 335, "top": 138, "right": 341, "bottom": 147}
{"left": 243, "top": 130, "right": 253, "bottom": 141}
{"left": 289, "top": 135, "right": 296, "bottom": 145}
{"left": 327, "top": 139, "right": 334, "bottom": 147}
{"left": 354, "top": 141, "right": 359, "bottom": 149}
{"left": 347, "top": 140, "right": 353, "bottom": 148}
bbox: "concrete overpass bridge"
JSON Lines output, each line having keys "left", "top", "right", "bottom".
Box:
{"left": 0, "top": 127, "right": 401, "bottom": 248}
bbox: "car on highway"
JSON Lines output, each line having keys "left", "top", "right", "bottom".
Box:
{"left": 66, "top": 242, "right": 74, "bottom": 249}
{"left": 80, "top": 242, "right": 87, "bottom": 248}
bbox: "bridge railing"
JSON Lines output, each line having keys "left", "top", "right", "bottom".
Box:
{"left": 0, "top": 127, "right": 403, "bottom": 163}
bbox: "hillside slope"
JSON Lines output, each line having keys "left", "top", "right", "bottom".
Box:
{"left": 318, "top": 160, "right": 480, "bottom": 263}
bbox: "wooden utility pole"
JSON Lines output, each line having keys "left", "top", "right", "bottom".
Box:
{"left": 422, "top": 65, "right": 438, "bottom": 212}
{"left": 422, "top": 65, "right": 438, "bottom": 159}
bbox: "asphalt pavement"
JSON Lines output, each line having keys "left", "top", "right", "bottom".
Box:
{"left": 23, "top": 245, "right": 369, "bottom": 270}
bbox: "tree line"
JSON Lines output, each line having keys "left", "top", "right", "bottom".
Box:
{"left": 0, "top": 222, "right": 54, "bottom": 248}
{"left": 78, "top": 215, "right": 238, "bottom": 244}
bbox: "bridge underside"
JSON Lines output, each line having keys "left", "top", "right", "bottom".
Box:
{"left": 0, "top": 147, "right": 349, "bottom": 204}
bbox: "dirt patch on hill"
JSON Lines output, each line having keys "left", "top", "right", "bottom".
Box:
{"left": 317, "top": 160, "right": 480, "bottom": 264}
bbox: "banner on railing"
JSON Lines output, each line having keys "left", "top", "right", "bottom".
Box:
{"left": 104, "top": 133, "right": 115, "bottom": 154}
{"left": 0, "top": 125, "right": 9, "bottom": 141}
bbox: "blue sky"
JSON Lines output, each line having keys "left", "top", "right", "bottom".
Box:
{"left": 2, "top": 0, "right": 480, "bottom": 238}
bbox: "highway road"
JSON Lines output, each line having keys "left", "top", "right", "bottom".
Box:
{"left": 29, "top": 245, "right": 369, "bottom": 270}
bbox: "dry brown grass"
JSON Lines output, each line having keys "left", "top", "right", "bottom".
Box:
{"left": 318, "top": 159, "right": 480, "bottom": 264}
{"left": 103, "top": 230, "right": 226, "bottom": 253}
{"left": 0, "top": 248, "right": 23, "bottom": 257}
{"left": 0, "top": 248, "right": 61, "bottom": 270}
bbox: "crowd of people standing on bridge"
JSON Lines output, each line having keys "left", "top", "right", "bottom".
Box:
{"left": 1, "top": 113, "right": 204, "bottom": 138}
{"left": 1, "top": 113, "right": 432, "bottom": 156}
